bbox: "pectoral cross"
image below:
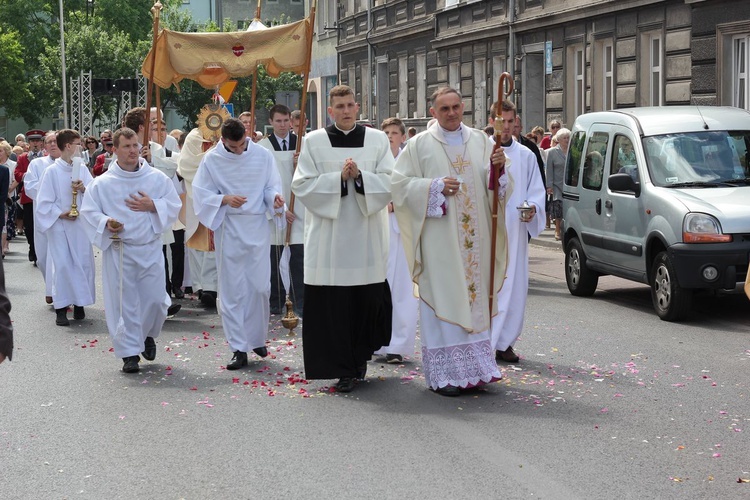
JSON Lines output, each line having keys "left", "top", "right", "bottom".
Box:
{"left": 451, "top": 155, "right": 470, "bottom": 175}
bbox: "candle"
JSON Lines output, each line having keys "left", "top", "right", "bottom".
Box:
{"left": 72, "top": 159, "right": 81, "bottom": 182}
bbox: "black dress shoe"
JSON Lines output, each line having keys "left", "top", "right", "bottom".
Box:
{"left": 433, "top": 385, "right": 461, "bottom": 397}
{"left": 200, "top": 290, "right": 217, "bottom": 307}
{"left": 356, "top": 362, "right": 368, "bottom": 380}
{"left": 73, "top": 306, "right": 85, "bottom": 320}
{"left": 167, "top": 304, "right": 181, "bottom": 317}
{"left": 226, "top": 351, "right": 248, "bottom": 370}
{"left": 142, "top": 336, "right": 157, "bottom": 361}
{"left": 55, "top": 308, "right": 70, "bottom": 326}
{"left": 122, "top": 356, "right": 140, "bottom": 373}
{"left": 184, "top": 286, "right": 193, "bottom": 295}
{"left": 253, "top": 346, "right": 268, "bottom": 358}
{"left": 335, "top": 377, "right": 357, "bottom": 393}
{"left": 173, "top": 288, "right": 185, "bottom": 299}
{"left": 385, "top": 354, "right": 403, "bottom": 364}
{"left": 495, "top": 346, "right": 520, "bottom": 363}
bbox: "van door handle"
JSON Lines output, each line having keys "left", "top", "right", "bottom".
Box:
{"left": 596, "top": 198, "right": 601, "bottom": 215}
{"left": 605, "top": 200, "right": 613, "bottom": 209}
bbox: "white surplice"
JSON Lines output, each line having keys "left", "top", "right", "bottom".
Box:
{"left": 35, "top": 158, "right": 95, "bottom": 309}
{"left": 80, "top": 160, "right": 181, "bottom": 358}
{"left": 291, "top": 126, "right": 393, "bottom": 286}
{"left": 258, "top": 137, "right": 306, "bottom": 245}
{"left": 177, "top": 128, "right": 217, "bottom": 291}
{"left": 22, "top": 156, "right": 55, "bottom": 296}
{"left": 491, "top": 139, "right": 547, "bottom": 352}
{"left": 376, "top": 150, "right": 418, "bottom": 358}
{"left": 192, "top": 139, "right": 283, "bottom": 353}
{"left": 392, "top": 123, "right": 507, "bottom": 389}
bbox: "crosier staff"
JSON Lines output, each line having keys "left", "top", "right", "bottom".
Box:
{"left": 489, "top": 72, "right": 514, "bottom": 318}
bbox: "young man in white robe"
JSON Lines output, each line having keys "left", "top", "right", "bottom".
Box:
{"left": 123, "top": 108, "right": 184, "bottom": 312}
{"left": 177, "top": 128, "right": 219, "bottom": 307}
{"left": 374, "top": 117, "right": 418, "bottom": 364}
{"left": 80, "top": 127, "right": 181, "bottom": 373}
{"left": 36, "top": 129, "right": 96, "bottom": 326}
{"left": 23, "top": 132, "right": 60, "bottom": 305}
{"left": 192, "top": 118, "right": 285, "bottom": 371}
{"left": 489, "top": 100, "right": 546, "bottom": 363}
{"left": 291, "top": 85, "right": 394, "bottom": 393}
{"left": 257, "top": 104, "right": 305, "bottom": 317}
{"left": 392, "top": 87, "right": 508, "bottom": 397}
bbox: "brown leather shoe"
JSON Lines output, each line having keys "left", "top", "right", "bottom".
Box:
{"left": 495, "top": 346, "right": 520, "bottom": 363}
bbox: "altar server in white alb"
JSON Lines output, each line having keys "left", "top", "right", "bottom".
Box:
{"left": 291, "top": 85, "right": 394, "bottom": 394}
{"left": 392, "top": 87, "right": 507, "bottom": 397}
{"left": 23, "top": 132, "right": 60, "bottom": 305}
{"left": 374, "top": 117, "right": 418, "bottom": 364}
{"left": 81, "top": 127, "right": 181, "bottom": 374}
{"left": 35, "top": 129, "right": 95, "bottom": 327}
{"left": 177, "top": 128, "right": 219, "bottom": 307}
{"left": 192, "top": 118, "right": 285, "bottom": 371}
{"left": 490, "top": 99, "right": 546, "bottom": 363}
{"left": 257, "top": 103, "right": 305, "bottom": 316}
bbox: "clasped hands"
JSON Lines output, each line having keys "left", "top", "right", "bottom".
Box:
{"left": 341, "top": 158, "right": 360, "bottom": 181}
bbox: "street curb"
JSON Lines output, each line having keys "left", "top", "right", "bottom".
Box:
{"left": 530, "top": 237, "right": 562, "bottom": 251}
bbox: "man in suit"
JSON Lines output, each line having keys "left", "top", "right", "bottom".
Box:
{"left": 257, "top": 104, "right": 304, "bottom": 316}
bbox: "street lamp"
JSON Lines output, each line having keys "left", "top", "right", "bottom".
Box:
{"left": 59, "top": 0, "right": 68, "bottom": 129}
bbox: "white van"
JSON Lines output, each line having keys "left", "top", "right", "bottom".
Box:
{"left": 561, "top": 106, "right": 750, "bottom": 321}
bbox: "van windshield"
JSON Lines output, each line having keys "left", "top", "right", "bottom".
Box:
{"left": 643, "top": 131, "right": 750, "bottom": 187}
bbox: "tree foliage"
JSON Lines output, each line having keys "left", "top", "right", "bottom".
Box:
{"left": 0, "top": 0, "right": 303, "bottom": 128}
{"left": 0, "top": 28, "right": 34, "bottom": 120}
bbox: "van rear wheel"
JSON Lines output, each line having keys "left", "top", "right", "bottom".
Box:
{"left": 565, "top": 238, "right": 598, "bottom": 296}
{"left": 650, "top": 251, "right": 692, "bottom": 321}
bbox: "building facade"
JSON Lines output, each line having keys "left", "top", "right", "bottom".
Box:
{"left": 326, "top": 0, "right": 750, "bottom": 133}
{"left": 180, "top": 0, "right": 305, "bottom": 29}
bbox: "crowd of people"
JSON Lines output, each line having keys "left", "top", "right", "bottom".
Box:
{"left": 0, "top": 85, "right": 569, "bottom": 398}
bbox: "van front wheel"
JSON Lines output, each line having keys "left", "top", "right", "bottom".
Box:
{"left": 565, "top": 238, "right": 598, "bottom": 296}
{"left": 650, "top": 251, "right": 692, "bottom": 321}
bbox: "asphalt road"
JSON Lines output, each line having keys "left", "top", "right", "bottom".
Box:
{"left": 1, "top": 236, "right": 749, "bottom": 499}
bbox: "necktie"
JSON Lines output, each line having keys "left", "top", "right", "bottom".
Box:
{"left": 282, "top": 139, "right": 287, "bottom": 151}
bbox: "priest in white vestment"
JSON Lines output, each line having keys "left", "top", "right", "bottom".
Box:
{"left": 81, "top": 127, "right": 181, "bottom": 374}
{"left": 192, "top": 118, "right": 285, "bottom": 371}
{"left": 23, "top": 132, "right": 60, "bottom": 303}
{"left": 489, "top": 101, "right": 546, "bottom": 363}
{"left": 374, "top": 117, "right": 418, "bottom": 363}
{"left": 35, "top": 130, "right": 95, "bottom": 327}
{"left": 177, "top": 128, "right": 218, "bottom": 305}
{"left": 291, "top": 85, "right": 393, "bottom": 393}
{"left": 392, "top": 88, "right": 508, "bottom": 397}
{"left": 257, "top": 104, "right": 305, "bottom": 316}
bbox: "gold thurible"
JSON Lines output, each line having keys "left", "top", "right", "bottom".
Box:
{"left": 280, "top": 296, "right": 299, "bottom": 337}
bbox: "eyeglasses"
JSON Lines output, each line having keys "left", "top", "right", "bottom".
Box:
{"left": 551, "top": 125, "right": 560, "bottom": 130}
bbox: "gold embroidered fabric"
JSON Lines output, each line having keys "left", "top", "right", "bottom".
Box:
{"left": 142, "top": 19, "right": 310, "bottom": 89}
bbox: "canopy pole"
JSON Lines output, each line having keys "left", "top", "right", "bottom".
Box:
{"left": 144, "top": 1, "right": 163, "bottom": 146}
{"left": 285, "top": 0, "right": 317, "bottom": 245}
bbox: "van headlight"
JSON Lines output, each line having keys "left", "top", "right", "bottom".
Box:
{"left": 682, "top": 213, "right": 732, "bottom": 243}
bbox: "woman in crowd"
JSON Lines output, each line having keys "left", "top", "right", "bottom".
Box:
{"left": 545, "top": 128, "right": 570, "bottom": 241}
{"left": 0, "top": 142, "right": 13, "bottom": 257}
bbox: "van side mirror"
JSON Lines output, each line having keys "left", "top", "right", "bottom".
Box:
{"left": 608, "top": 172, "right": 641, "bottom": 197}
